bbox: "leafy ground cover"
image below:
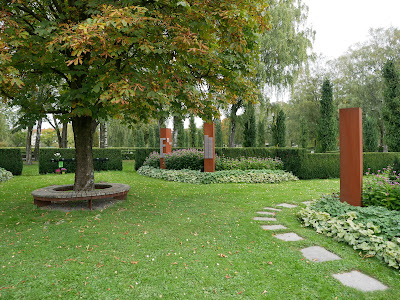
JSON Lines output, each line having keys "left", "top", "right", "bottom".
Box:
{"left": 137, "top": 166, "right": 298, "bottom": 184}
{"left": 299, "top": 194, "right": 400, "bottom": 269}
{"left": 1, "top": 162, "right": 400, "bottom": 299}
{"left": 0, "top": 167, "right": 13, "bottom": 182}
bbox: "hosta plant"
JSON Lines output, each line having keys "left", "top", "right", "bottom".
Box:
{"left": 0, "top": 167, "right": 13, "bottom": 182}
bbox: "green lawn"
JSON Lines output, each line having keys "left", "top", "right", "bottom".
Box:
{"left": 1, "top": 162, "right": 399, "bottom": 299}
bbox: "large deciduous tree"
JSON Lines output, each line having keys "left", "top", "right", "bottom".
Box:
{"left": 1, "top": 1, "right": 268, "bottom": 191}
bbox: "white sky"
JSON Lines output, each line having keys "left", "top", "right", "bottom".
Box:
{"left": 303, "top": 0, "right": 400, "bottom": 59}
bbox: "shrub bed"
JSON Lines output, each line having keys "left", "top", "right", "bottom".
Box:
{"left": 39, "top": 148, "right": 122, "bottom": 174}
{"left": 362, "top": 166, "right": 400, "bottom": 211}
{"left": 0, "top": 167, "right": 13, "bottom": 182}
{"left": 298, "top": 194, "right": 400, "bottom": 269}
{"left": 0, "top": 148, "right": 23, "bottom": 175}
{"left": 216, "top": 156, "right": 283, "bottom": 171}
{"left": 137, "top": 166, "right": 298, "bottom": 184}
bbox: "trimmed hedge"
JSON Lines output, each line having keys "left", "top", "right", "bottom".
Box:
{"left": 0, "top": 148, "right": 23, "bottom": 175}
{"left": 39, "top": 148, "right": 122, "bottom": 174}
{"left": 298, "top": 152, "right": 400, "bottom": 180}
{"left": 298, "top": 153, "right": 340, "bottom": 179}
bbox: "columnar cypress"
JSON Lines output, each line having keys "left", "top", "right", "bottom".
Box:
{"left": 257, "top": 119, "right": 266, "bottom": 147}
{"left": 189, "top": 115, "right": 197, "bottom": 147}
{"left": 382, "top": 60, "right": 400, "bottom": 152}
{"left": 316, "top": 79, "right": 336, "bottom": 152}
{"left": 136, "top": 127, "right": 145, "bottom": 147}
{"left": 272, "top": 109, "right": 286, "bottom": 147}
{"left": 215, "top": 118, "right": 223, "bottom": 147}
{"left": 299, "top": 117, "right": 309, "bottom": 148}
{"left": 363, "top": 116, "right": 378, "bottom": 152}
{"left": 243, "top": 105, "right": 257, "bottom": 147}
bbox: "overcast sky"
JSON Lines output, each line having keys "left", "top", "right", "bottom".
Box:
{"left": 303, "top": 0, "right": 400, "bottom": 59}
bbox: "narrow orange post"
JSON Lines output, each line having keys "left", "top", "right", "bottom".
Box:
{"left": 160, "top": 128, "right": 172, "bottom": 169}
{"left": 204, "top": 122, "right": 215, "bottom": 172}
{"left": 339, "top": 108, "right": 363, "bottom": 206}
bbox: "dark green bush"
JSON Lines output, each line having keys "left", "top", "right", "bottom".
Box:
{"left": 215, "top": 156, "right": 283, "bottom": 171}
{"left": 164, "top": 149, "right": 204, "bottom": 171}
{"left": 0, "top": 148, "right": 23, "bottom": 175}
{"left": 39, "top": 148, "right": 122, "bottom": 174}
{"left": 298, "top": 153, "right": 340, "bottom": 179}
{"left": 363, "top": 152, "right": 400, "bottom": 173}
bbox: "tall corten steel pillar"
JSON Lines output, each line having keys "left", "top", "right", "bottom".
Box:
{"left": 204, "top": 122, "right": 215, "bottom": 172}
{"left": 339, "top": 108, "right": 363, "bottom": 206}
{"left": 160, "top": 128, "right": 172, "bottom": 169}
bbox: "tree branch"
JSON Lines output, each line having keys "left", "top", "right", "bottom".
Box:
{"left": 50, "top": 67, "right": 71, "bottom": 85}
{"left": 16, "top": 4, "right": 43, "bottom": 22}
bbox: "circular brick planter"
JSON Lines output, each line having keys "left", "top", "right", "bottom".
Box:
{"left": 32, "top": 183, "right": 130, "bottom": 210}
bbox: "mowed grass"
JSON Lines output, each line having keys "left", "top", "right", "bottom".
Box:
{"left": 1, "top": 162, "right": 400, "bottom": 299}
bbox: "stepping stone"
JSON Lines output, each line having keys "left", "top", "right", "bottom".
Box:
{"left": 253, "top": 217, "right": 277, "bottom": 221}
{"left": 274, "top": 232, "right": 303, "bottom": 241}
{"left": 263, "top": 207, "right": 282, "bottom": 212}
{"left": 300, "top": 246, "right": 341, "bottom": 262}
{"left": 302, "top": 201, "right": 313, "bottom": 205}
{"left": 277, "top": 203, "right": 298, "bottom": 208}
{"left": 332, "top": 271, "right": 388, "bottom": 292}
{"left": 262, "top": 225, "right": 287, "bottom": 230}
{"left": 256, "top": 211, "right": 275, "bottom": 216}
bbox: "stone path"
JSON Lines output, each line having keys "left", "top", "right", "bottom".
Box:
{"left": 253, "top": 202, "right": 389, "bottom": 292}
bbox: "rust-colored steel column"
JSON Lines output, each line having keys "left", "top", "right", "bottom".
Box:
{"left": 160, "top": 128, "right": 172, "bottom": 169}
{"left": 204, "top": 122, "right": 215, "bottom": 172}
{"left": 339, "top": 108, "right": 363, "bottom": 206}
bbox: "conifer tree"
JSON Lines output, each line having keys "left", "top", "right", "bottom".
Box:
{"left": 257, "top": 119, "right": 266, "bottom": 147}
{"left": 136, "top": 127, "right": 145, "bottom": 147}
{"left": 299, "top": 117, "right": 309, "bottom": 148}
{"left": 272, "top": 109, "right": 286, "bottom": 147}
{"left": 243, "top": 105, "right": 257, "bottom": 147}
{"left": 363, "top": 116, "right": 378, "bottom": 152}
{"left": 382, "top": 60, "right": 400, "bottom": 151}
{"left": 189, "top": 116, "right": 197, "bottom": 147}
{"left": 316, "top": 79, "right": 336, "bottom": 152}
{"left": 215, "top": 118, "right": 223, "bottom": 147}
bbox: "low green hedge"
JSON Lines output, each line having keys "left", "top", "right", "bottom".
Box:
{"left": 39, "top": 148, "right": 122, "bottom": 174}
{"left": 0, "top": 148, "right": 23, "bottom": 175}
{"left": 298, "top": 153, "right": 340, "bottom": 179}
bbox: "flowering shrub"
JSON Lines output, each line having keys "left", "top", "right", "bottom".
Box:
{"left": 165, "top": 149, "right": 204, "bottom": 171}
{"left": 0, "top": 167, "right": 13, "bottom": 182}
{"left": 215, "top": 156, "right": 283, "bottom": 171}
{"left": 363, "top": 165, "right": 400, "bottom": 211}
{"left": 143, "top": 149, "right": 204, "bottom": 171}
{"left": 143, "top": 151, "right": 161, "bottom": 168}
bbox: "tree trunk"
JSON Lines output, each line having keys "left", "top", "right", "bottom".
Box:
{"left": 25, "top": 125, "right": 33, "bottom": 165}
{"left": 33, "top": 119, "right": 42, "bottom": 161}
{"left": 61, "top": 121, "right": 68, "bottom": 148}
{"left": 72, "top": 116, "right": 98, "bottom": 191}
{"left": 100, "top": 122, "right": 108, "bottom": 148}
